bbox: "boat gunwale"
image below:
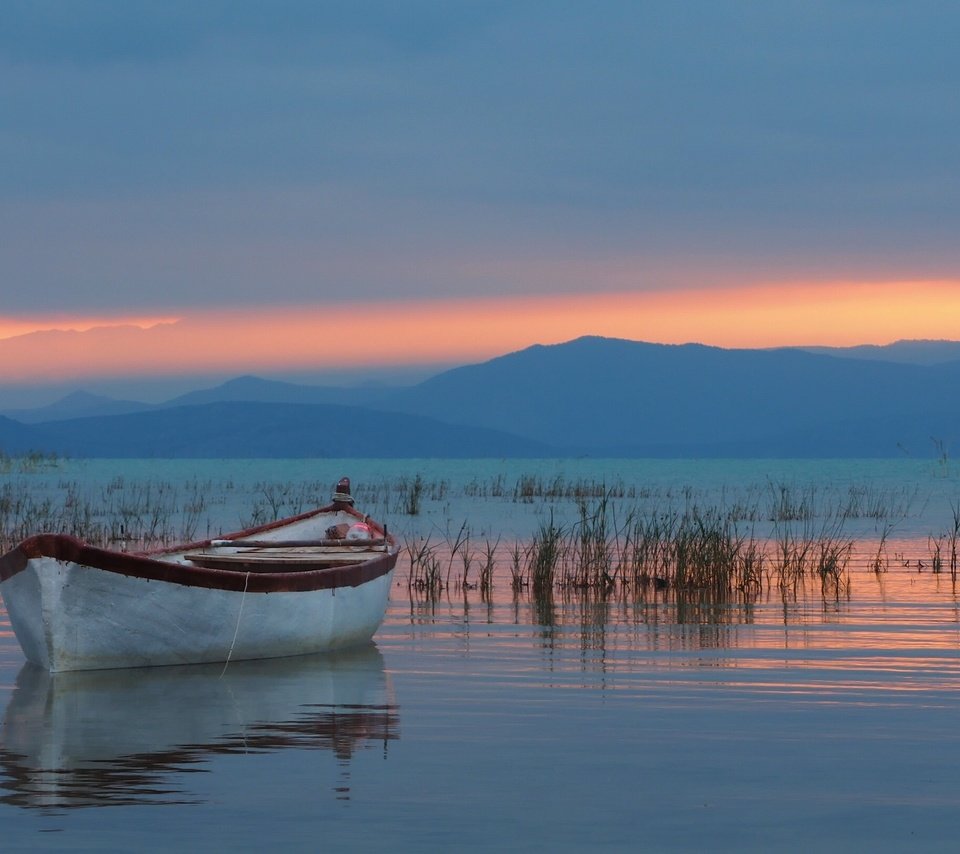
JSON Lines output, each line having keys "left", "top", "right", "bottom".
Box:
{"left": 0, "top": 500, "right": 398, "bottom": 593}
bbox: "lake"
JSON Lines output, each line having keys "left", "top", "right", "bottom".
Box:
{"left": 2, "top": 458, "right": 960, "bottom": 851}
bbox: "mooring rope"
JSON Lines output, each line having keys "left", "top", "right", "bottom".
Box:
{"left": 220, "top": 570, "right": 251, "bottom": 679}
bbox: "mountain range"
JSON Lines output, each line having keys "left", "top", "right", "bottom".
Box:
{"left": 2, "top": 337, "right": 959, "bottom": 458}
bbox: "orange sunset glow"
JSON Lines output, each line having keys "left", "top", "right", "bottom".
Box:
{"left": 0, "top": 315, "right": 180, "bottom": 341}
{"left": 1, "top": 280, "right": 958, "bottom": 384}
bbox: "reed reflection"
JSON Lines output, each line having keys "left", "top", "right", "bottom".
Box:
{"left": 0, "top": 644, "right": 398, "bottom": 812}
{"left": 401, "top": 564, "right": 960, "bottom": 668}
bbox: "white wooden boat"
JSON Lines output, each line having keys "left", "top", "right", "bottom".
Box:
{"left": 0, "top": 477, "right": 398, "bottom": 672}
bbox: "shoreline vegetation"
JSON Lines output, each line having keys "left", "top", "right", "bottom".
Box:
{"left": 2, "top": 457, "right": 958, "bottom": 604}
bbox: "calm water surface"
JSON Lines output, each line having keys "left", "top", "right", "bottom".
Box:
{"left": 2, "top": 460, "right": 960, "bottom": 850}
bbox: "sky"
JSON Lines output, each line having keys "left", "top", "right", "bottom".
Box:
{"left": 2, "top": 1, "right": 960, "bottom": 399}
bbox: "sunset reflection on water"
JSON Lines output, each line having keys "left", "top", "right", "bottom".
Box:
{"left": 4, "top": 537, "right": 960, "bottom": 850}
{"left": 384, "top": 539, "right": 960, "bottom": 705}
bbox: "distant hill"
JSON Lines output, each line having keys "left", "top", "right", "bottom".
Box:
{"left": 0, "top": 376, "right": 395, "bottom": 424}
{"left": 0, "top": 415, "right": 46, "bottom": 454}
{"left": 801, "top": 339, "right": 960, "bottom": 366}
{"left": 0, "top": 402, "right": 552, "bottom": 458}
{"left": 162, "top": 375, "right": 394, "bottom": 409}
{"left": 3, "top": 336, "right": 960, "bottom": 458}
{"left": 378, "top": 337, "right": 960, "bottom": 457}
{"left": 1, "top": 390, "right": 152, "bottom": 424}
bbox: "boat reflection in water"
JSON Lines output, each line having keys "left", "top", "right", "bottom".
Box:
{"left": 0, "top": 643, "right": 398, "bottom": 811}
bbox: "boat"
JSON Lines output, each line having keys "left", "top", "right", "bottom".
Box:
{"left": 0, "top": 644, "right": 399, "bottom": 809}
{"left": 0, "top": 477, "right": 398, "bottom": 672}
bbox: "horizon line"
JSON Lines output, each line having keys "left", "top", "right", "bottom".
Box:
{"left": 2, "top": 335, "right": 959, "bottom": 411}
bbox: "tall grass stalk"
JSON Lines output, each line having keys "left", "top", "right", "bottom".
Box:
{"left": 529, "top": 513, "right": 565, "bottom": 598}
{"left": 406, "top": 537, "right": 443, "bottom": 596}
{"left": 479, "top": 537, "right": 499, "bottom": 596}
{"left": 509, "top": 542, "right": 528, "bottom": 591}
{"left": 567, "top": 495, "right": 615, "bottom": 591}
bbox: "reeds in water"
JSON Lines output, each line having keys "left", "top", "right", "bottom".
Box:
{"left": 406, "top": 536, "right": 443, "bottom": 595}
{"left": 0, "top": 450, "right": 60, "bottom": 474}
{"left": 479, "top": 538, "right": 499, "bottom": 595}
{"left": 771, "top": 510, "right": 852, "bottom": 598}
{"left": 619, "top": 506, "right": 765, "bottom": 597}
{"left": 927, "top": 503, "right": 960, "bottom": 580}
{"left": 0, "top": 478, "right": 210, "bottom": 552}
{"left": 529, "top": 513, "right": 565, "bottom": 598}
{"left": 568, "top": 496, "right": 615, "bottom": 591}
{"left": 0, "top": 464, "right": 939, "bottom": 607}
{"left": 402, "top": 495, "right": 865, "bottom": 605}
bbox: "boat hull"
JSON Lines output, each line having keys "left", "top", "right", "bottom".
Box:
{"left": 2, "top": 554, "right": 394, "bottom": 672}
{"left": 0, "top": 483, "right": 398, "bottom": 672}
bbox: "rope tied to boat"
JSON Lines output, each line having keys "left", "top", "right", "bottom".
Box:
{"left": 219, "top": 570, "right": 251, "bottom": 679}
